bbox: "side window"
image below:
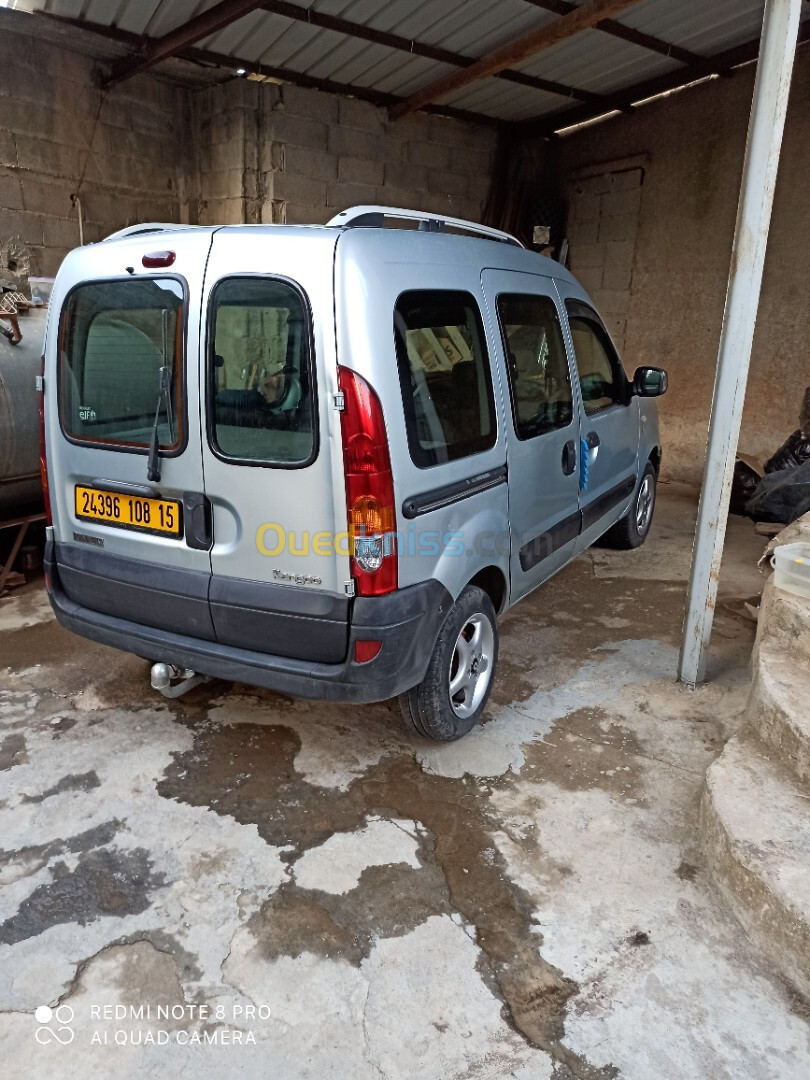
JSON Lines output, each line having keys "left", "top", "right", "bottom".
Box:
{"left": 394, "top": 290, "right": 497, "bottom": 468}
{"left": 496, "top": 294, "right": 573, "bottom": 439}
{"left": 567, "top": 304, "right": 627, "bottom": 416}
{"left": 210, "top": 277, "right": 316, "bottom": 467}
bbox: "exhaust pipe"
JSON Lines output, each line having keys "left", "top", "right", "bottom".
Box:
{"left": 150, "top": 662, "right": 209, "bottom": 699}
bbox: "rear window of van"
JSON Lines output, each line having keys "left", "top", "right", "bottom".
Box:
{"left": 59, "top": 277, "right": 184, "bottom": 452}
{"left": 394, "top": 290, "right": 497, "bottom": 468}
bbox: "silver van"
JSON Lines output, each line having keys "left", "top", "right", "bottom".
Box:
{"left": 40, "top": 206, "right": 667, "bottom": 740}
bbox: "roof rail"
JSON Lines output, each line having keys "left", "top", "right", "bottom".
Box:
{"left": 326, "top": 206, "right": 524, "bottom": 248}
{"left": 102, "top": 222, "right": 192, "bottom": 242}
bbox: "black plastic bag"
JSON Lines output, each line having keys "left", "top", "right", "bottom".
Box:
{"left": 730, "top": 460, "right": 761, "bottom": 516}
{"left": 745, "top": 458, "right": 810, "bottom": 524}
{"left": 764, "top": 430, "right": 810, "bottom": 474}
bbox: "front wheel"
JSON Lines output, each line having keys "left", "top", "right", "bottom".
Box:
{"left": 603, "top": 461, "right": 657, "bottom": 549}
{"left": 399, "top": 585, "right": 499, "bottom": 741}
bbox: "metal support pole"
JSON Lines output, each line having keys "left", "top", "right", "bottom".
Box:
{"left": 678, "top": 0, "right": 802, "bottom": 688}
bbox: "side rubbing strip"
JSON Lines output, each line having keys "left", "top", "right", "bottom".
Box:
{"left": 580, "top": 475, "right": 636, "bottom": 532}
{"left": 402, "top": 465, "right": 507, "bottom": 519}
{"left": 520, "top": 510, "right": 581, "bottom": 572}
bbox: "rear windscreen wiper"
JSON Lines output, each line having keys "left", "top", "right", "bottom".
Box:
{"left": 146, "top": 309, "right": 175, "bottom": 483}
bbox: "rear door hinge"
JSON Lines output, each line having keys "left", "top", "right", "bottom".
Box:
{"left": 344, "top": 579, "right": 356, "bottom": 597}
{"left": 35, "top": 374, "right": 45, "bottom": 392}
{"left": 333, "top": 391, "right": 345, "bottom": 411}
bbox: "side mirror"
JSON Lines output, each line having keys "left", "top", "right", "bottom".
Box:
{"left": 633, "top": 366, "right": 668, "bottom": 397}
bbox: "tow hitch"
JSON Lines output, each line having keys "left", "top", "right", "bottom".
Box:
{"left": 150, "top": 662, "right": 209, "bottom": 699}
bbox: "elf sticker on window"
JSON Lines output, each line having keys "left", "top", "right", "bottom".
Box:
{"left": 79, "top": 405, "right": 97, "bottom": 422}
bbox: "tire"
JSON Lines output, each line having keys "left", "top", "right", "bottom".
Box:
{"left": 399, "top": 585, "right": 498, "bottom": 741}
{"left": 603, "top": 461, "right": 657, "bottom": 550}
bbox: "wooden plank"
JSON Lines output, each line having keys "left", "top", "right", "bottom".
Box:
{"left": 389, "top": 0, "right": 643, "bottom": 120}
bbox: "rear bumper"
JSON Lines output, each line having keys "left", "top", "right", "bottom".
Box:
{"left": 45, "top": 542, "right": 452, "bottom": 703}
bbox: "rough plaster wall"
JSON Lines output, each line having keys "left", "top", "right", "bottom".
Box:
{"left": 0, "top": 11, "right": 188, "bottom": 279}
{"left": 194, "top": 79, "right": 496, "bottom": 228}
{"left": 559, "top": 48, "right": 810, "bottom": 484}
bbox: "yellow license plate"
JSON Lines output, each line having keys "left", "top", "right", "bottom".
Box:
{"left": 74, "top": 485, "right": 183, "bottom": 538}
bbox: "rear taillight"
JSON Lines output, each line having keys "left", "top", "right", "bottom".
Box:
{"left": 38, "top": 354, "right": 52, "bottom": 526}
{"left": 338, "top": 366, "right": 397, "bottom": 597}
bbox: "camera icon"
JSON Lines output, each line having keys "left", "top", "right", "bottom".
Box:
{"left": 35, "top": 1004, "right": 75, "bottom": 1045}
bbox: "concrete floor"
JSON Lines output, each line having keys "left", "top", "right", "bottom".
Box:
{"left": 1, "top": 483, "right": 808, "bottom": 1079}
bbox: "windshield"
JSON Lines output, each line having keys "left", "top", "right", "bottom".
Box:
{"left": 59, "top": 277, "right": 184, "bottom": 450}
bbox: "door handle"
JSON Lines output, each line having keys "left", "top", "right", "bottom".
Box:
{"left": 561, "top": 440, "right": 576, "bottom": 476}
{"left": 183, "top": 492, "right": 213, "bottom": 551}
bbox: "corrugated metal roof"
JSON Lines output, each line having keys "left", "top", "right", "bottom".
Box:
{"left": 10, "top": 0, "right": 783, "bottom": 128}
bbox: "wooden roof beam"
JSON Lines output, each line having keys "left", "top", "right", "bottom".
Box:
{"left": 521, "top": 0, "right": 711, "bottom": 67}
{"left": 515, "top": 21, "right": 810, "bottom": 138}
{"left": 389, "top": 0, "right": 643, "bottom": 121}
{"left": 102, "top": 0, "right": 266, "bottom": 88}
{"left": 259, "top": 0, "right": 609, "bottom": 106}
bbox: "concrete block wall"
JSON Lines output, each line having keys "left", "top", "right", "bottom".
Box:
{"left": 566, "top": 163, "right": 644, "bottom": 354}
{"left": 0, "top": 6, "right": 496, "bottom": 282}
{"left": 0, "top": 10, "right": 188, "bottom": 280}
{"left": 195, "top": 79, "right": 496, "bottom": 229}
{"left": 558, "top": 47, "right": 810, "bottom": 484}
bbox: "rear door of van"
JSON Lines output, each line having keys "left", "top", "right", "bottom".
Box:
{"left": 48, "top": 229, "right": 217, "bottom": 640}
{"left": 199, "top": 228, "right": 351, "bottom": 664}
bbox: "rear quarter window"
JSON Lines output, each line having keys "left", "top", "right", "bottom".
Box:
{"left": 209, "top": 276, "right": 317, "bottom": 468}
{"left": 394, "top": 290, "right": 497, "bottom": 469}
{"left": 59, "top": 277, "right": 185, "bottom": 452}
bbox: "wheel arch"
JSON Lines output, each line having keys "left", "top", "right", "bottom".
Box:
{"left": 467, "top": 565, "right": 508, "bottom": 615}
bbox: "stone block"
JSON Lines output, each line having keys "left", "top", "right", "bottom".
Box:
{"left": 602, "top": 185, "right": 642, "bottom": 218}
{"left": 602, "top": 241, "right": 635, "bottom": 292}
{"left": 570, "top": 241, "right": 606, "bottom": 270}
{"left": 429, "top": 114, "right": 492, "bottom": 151}
{"left": 384, "top": 160, "right": 427, "bottom": 191}
{"left": 428, "top": 169, "right": 469, "bottom": 198}
{"left": 569, "top": 217, "right": 600, "bottom": 245}
{"left": 326, "top": 180, "right": 377, "bottom": 209}
{"left": 610, "top": 167, "right": 644, "bottom": 192}
{"left": 284, "top": 203, "right": 331, "bottom": 226}
{"left": 0, "top": 129, "right": 16, "bottom": 167}
{"left": 599, "top": 212, "right": 638, "bottom": 244}
{"left": 573, "top": 173, "right": 613, "bottom": 197}
{"left": 42, "top": 214, "right": 81, "bottom": 249}
{"left": 338, "top": 156, "right": 384, "bottom": 187}
{"left": 327, "top": 125, "right": 381, "bottom": 162}
{"left": 0, "top": 208, "right": 43, "bottom": 246}
{"left": 284, "top": 145, "right": 337, "bottom": 182}
{"left": 14, "top": 134, "right": 78, "bottom": 179}
{"left": 572, "top": 265, "right": 603, "bottom": 293}
{"left": 21, "top": 176, "right": 70, "bottom": 217}
{"left": 200, "top": 169, "right": 231, "bottom": 201}
{"left": 338, "top": 97, "right": 386, "bottom": 135}
{"left": 377, "top": 187, "right": 425, "bottom": 211}
{"left": 270, "top": 112, "right": 329, "bottom": 152}
{"left": 200, "top": 197, "right": 244, "bottom": 226}
{"left": 590, "top": 288, "right": 629, "bottom": 316}
{"left": 0, "top": 171, "right": 23, "bottom": 211}
{"left": 407, "top": 140, "right": 450, "bottom": 171}
{"left": 571, "top": 192, "right": 601, "bottom": 225}
{"left": 274, "top": 172, "right": 327, "bottom": 206}
{"left": 282, "top": 83, "right": 339, "bottom": 124}
{"left": 41, "top": 246, "right": 71, "bottom": 277}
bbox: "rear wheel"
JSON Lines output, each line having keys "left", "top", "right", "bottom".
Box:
{"left": 399, "top": 585, "right": 498, "bottom": 741}
{"left": 603, "top": 461, "right": 657, "bottom": 549}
